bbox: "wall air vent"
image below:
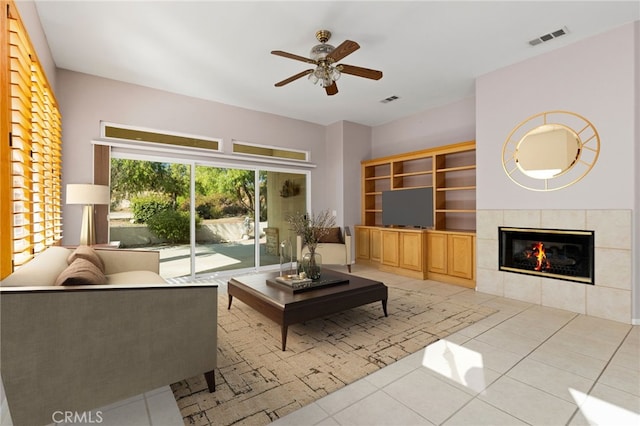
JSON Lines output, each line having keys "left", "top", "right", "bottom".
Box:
{"left": 529, "top": 27, "right": 568, "bottom": 46}
{"left": 380, "top": 95, "right": 399, "bottom": 104}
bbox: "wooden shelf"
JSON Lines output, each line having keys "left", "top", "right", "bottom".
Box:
{"left": 392, "top": 185, "right": 433, "bottom": 190}
{"left": 361, "top": 140, "right": 475, "bottom": 232}
{"left": 358, "top": 141, "right": 476, "bottom": 286}
{"left": 436, "top": 165, "right": 476, "bottom": 173}
{"left": 394, "top": 170, "right": 433, "bottom": 178}
{"left": 436, "top": 186, "right": 476, "bottom": 191}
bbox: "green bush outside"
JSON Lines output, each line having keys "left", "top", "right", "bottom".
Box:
{"left": 194, "top": 193, "right": 248, "bottom": 220}
{"left": 131, "top": 193, "right": 172, "bottom": 223}
{"left": 147, "top": 210, "right": 199, "bottom": 243}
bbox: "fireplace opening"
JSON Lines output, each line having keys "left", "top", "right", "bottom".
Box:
{"left": 499, "top": 227, "right": 594, "bottom": 285}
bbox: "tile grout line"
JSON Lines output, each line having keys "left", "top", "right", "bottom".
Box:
{"left": 564, "top": 325, "right": 636, "bottom": 425}
{"left": 306, "top": 291, "right": 501, "bottom": 425}
{"left": 437, "top": 305, "right": 581, "bottom": 425}
{"left": 143, "top": 394, "right": 153, "bottom": 426}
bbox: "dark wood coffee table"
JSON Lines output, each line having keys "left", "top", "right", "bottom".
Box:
{"left": 227, "top": 269, "right": 388, "bottom": 351}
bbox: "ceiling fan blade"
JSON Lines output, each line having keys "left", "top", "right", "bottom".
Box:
{"left": 271, "top": 50, "right": 316, "bottom": 64}
{"left": 327, "top": 40, "right": 360, "bottom": 63}
{"left": 339, "top": 64, "right": 383, "bottom": 80}
{"left": 275, "top": 69, "right": 313, "bottom": 87}
{"left": 325, "top": 82, "right": 338, "bottom": 96}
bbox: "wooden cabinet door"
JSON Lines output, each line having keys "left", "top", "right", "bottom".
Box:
{"left": 381, "top": 231, "right": 399, "bottom": 266}
{"left": 370, "top": 228, "right": 382, "bottom": 262}
{"left": 427, "top": 232, "right": 447, "bottom": 274}
{"left": 399, "top": 232, "right": 424, "bottom": 271}
{"left": 448, "top": 234, "right": 474, "bottom": 280}
{"left": 355, "top": 227, "right": 370, "bottom": 260}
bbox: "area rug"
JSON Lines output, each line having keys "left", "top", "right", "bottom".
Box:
{"left": 171, "top": 279, "right": 496, "bottom": 426}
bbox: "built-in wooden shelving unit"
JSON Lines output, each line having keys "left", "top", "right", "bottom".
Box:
{"left": 357, "top": 140, "right": 476, "bottom": 287}
{"left": 361, "top": 140, "right": 476, "bottom": 232}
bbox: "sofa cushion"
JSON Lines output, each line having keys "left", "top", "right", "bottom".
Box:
{"left": 55, "top": 258, "right": 108, "bottom": 286}
{"left": 319, "top": 227, "right": 343, "bottom": 244}
{"left": 0, "top": 246, "right": 72, "bottom": 287}
{"left": 106, "top": 270, "right": 167, "bottom": 285}
{"left": 67, "top": 245, "right": 105, "bottom": 273}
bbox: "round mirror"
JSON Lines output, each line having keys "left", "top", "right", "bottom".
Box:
{"left": 502, "top": 110, "right": 600, "bottom": 191}
{"left": 515, "top": 124, "right": 580, "bottom": 179}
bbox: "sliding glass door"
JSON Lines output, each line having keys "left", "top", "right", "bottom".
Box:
{"left": 193, "top": 166, "right": 308, "bottom": 275}
{"left": 109, "top": 156, "right": 308, "bottom": 279}
{"left": 109, "top": 158, "right": 193, "bottom": 278}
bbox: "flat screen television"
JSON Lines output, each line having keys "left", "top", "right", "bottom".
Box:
{"left": 382, "top": 187, "right": 434, "bottom": 228}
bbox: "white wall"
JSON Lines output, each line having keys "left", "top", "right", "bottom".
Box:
{"left": 476, "top": 23, "right": 636, "bottom": 211}
{"left": 56, "top": 70, "right": 329, "bottom": 244}
{"left": 342, "top": 121, "right": 372, "bottom": 232}
{"left": 635, "top": 21, "right": 640, "bottom": 324}
{"left": 14, "top": 0, "right": 57, "bottom": 92}
{"left": 475, "top": 22, "right": 638, "bottom": 322}
{"left": 371, "top": 97, "right": 476, "bottom": 158}
{"left": 325, "top": 121, "right": 371, "bottom": 263}
{"left": 325, "top": 122, "right": 344, "bottom": 225}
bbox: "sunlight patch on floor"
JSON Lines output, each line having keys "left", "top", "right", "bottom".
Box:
{"left": 570, "top": 388, "right": 640, "bottom": 426}
{"left": 422, "top": 339, "right": 487, "bottom": 393}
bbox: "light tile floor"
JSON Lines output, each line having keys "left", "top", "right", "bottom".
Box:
{"left": 272, "top": 267, "right": 640, "bottom": 426}
{"left": 27, "top": 265, "right": 640, "bottom": 426}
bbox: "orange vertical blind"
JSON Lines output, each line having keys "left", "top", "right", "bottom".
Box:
{"left": 2, "top": 0, "right": 62, "bottom": 274}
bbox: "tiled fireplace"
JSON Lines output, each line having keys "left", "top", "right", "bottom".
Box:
{"left": 498, "top": 227, "right": 595, "bottom": 285}
{"left": 477, "top": 210, "right": 632, "bottom": 324}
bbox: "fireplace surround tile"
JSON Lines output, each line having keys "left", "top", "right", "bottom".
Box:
{"left": 587, "top": 210, "right": 632, "bottom": 250}
{"left": 476, "top": 238, "right": 497, "bottom": 270}
{"left": 477, "top": 210, "right": 503, "bottom": 240}
{"left": 504, "top": 210, "right": 541, "bottom": 228}
{"left": 541, "top": 210, "right": 587, "bottom": 230}
{"left": 586, "top": 286, "right": 631, "bottom": 324}
{"left": 504, "top": 273, "right": 541, "bottom": 304}
{"left": 541, "top": 279, "right": 586, "bottom": 314}
{"left": 476, "top": 268, "right": 504, "bottom": 296}
{"left": 476, "top": 209, "right": 632, "bottom": 324}
{"left": 594, "top": 248, "right": 632, "bottom": 290}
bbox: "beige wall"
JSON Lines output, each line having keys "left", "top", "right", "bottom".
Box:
{"left": 475, "top": 22, "right": 638, "bottom": 323}
{"left": 14, "top": 0, "right": 57, "bottom": 92}
{"left": 56, "top": 70, "right": 334, "bottom": 244}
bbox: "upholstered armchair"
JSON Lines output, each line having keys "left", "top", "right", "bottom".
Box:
{"left": 296, "top": 226, "right": 353, "bottom": 273}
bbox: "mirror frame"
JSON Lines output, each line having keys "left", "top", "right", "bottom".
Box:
{"left": 502, "top": 110, "right": 600, "bottom": 191}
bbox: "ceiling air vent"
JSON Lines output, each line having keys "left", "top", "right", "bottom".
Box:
{"left": 380, "top": 95, "right": 399, "bottom": 104}
{"left": 529, "top": 27, "right": 568, "bottom": 46}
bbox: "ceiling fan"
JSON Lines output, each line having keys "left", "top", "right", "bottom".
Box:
{"left": 271, "top": 30, "right": 383, "bottom": 96}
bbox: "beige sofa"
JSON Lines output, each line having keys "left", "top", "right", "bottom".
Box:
{"left": 0, "top": 246, "right": 217, "bottom": 426}
{"left": 297, "top": 226, "right": 353, "bottom": 272}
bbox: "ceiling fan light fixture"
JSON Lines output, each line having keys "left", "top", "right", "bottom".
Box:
{"left": 310, "top": 43, "right": 335, "bottom": 61}
{"left": 331, "top": 67, "right": 341, "bottom": 81}
{"left": 308, "top": 72, "right": 319, "bottom": 84}
{"left": 309, "top": 63, "right": 340, "bottom": 87}
{"left": 272, "top": 29, "right": 382, "bottom": 96}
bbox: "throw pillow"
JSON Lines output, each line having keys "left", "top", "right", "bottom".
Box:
{"left": 55, "top": 258, "right": 107, "bottom": 286}
{"left": 67, "top": 245, "right": 105, "bottom": 273}
{"left": 319, "top": 227, "right": 343, "bottom": 244}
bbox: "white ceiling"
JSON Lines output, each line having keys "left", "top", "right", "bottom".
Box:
{"left": 34, "top": 1, "right": 639, "bottom": 127}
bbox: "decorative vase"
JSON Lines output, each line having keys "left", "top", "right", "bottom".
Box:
{"left": 301, "top": 251, "right": 322, "bottom": 280}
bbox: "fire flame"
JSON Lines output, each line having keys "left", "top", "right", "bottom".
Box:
{"left": 528, "top": 242, "right": 551, "bottom": 271}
